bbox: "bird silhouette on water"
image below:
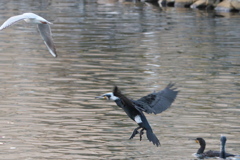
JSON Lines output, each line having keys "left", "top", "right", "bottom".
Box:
{"left": 95, "top": 83, "right": 179, "bottom": 146}
{"left": 193, "top": 137, "right": 236, "bottom": 159}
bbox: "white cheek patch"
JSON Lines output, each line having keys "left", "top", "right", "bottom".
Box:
{"left": 134, "top": 115, "right": 142, "bottom": 124}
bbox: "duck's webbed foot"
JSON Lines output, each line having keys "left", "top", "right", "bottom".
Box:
{"left": 139, "top": 128, "right": 145, "bottom": 141}
{"left": 129, "top": 126, "right": 141, "bottom": 139}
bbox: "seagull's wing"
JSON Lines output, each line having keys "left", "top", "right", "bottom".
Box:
{"left": 0, "top": 14, "right": 27, "bottom": 30}
{"left": 37, "top": 24, "right": 57, "bottom": 57}
{"left": 133, "top": 83, "right": 179, "bottom": 114}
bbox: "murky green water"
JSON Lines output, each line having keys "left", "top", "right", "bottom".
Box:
{"left": 0, "top": 0, "right": 239, "bottom": 159}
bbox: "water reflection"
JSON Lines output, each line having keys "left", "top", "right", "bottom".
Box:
{"left": 0, "top": 0, "right": 239, "bottom": 159}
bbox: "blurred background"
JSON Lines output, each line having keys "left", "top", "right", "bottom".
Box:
{"left": 0, "top": 0, "right": 239, "bottom": 159}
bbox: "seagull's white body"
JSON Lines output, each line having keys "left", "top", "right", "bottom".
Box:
{"left": 0, "top": 13, "right": 57, "bottom": 57}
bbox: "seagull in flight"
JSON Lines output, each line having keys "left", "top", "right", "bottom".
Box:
{"left": 0, "top": 12, "right": 57, "bottom": 57}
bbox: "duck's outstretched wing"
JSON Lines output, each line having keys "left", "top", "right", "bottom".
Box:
{"left": 133, "top": 83, "right": 179, "bottom": 114}
{"left": 37, "top": 24, "right": 57, "bottom": 57}
{"left": 0, "top": 14, "right": 27, "bottom": 30}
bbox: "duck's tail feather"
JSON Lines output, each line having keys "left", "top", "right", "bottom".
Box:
{"left": 146, "top": 129, "right": 160, "bottom": 147}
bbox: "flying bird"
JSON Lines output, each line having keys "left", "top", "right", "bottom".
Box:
{"left": 0, "top": 12, "right": 57, "bottom": 57}
{"left": 193, "top": 137, "right": 236, "bottom": 159}
{"left": 95, "top": 83, "right": 179, "bottom": 147}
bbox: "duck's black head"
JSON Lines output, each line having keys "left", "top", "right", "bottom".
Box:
{"left": 95, "top": 92, "right": 119, "bottom": 101}
{"left": 220, "top": 136, "right": 226, "bottom": 146}
{"left": 195, "top": 137, "right": 206, "bottom": 154}
{"left": 95, "top": 86, "right": 120, "bottom": 101}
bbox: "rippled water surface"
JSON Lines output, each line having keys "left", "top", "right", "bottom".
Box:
{"left": 0, "top": 0, "right": 239, "bottom": 159}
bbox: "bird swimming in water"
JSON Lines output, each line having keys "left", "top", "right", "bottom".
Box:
{"left": 193, "top": 137, "right": 236, "bottom": 159}
{"left": 220, "top": 135, "right": 227, "bottom": 159}
{"left": 0, "top": 13, "right": 57, "bottom": 57}
{"left": 219, "top": 135, "right": 240, "bottom": 160}
{"left": 95, "top": 83, "right": 179, "bottom": 147}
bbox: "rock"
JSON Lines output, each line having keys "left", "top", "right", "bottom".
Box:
{"left": 175, "top": 0, "right": 197, "bottom": 7}
{"left": 231, "top": 0, "right": 240, "bottom": 10}
{"left": 215, "top": 0, "right": 233, "bottom": 11}
{"left": 215, "top": 0, "right": 240, "bottom": 11}
{"left": 190, "top": 0, "right": 215, "bottom": 9}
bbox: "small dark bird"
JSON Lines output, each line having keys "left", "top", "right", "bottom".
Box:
{"left": 220, "top": 135, "right": 227, "bottom": 159}
{"left": 193, "top": 137, "right": 236, "bottom": 159}
{"left": 219, "top": 136, "right": 240, "bottom": 160}
{"left": 95, "top": 83, "right": 179, "bottom": 147}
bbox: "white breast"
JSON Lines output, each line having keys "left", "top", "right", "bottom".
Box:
{"left": 134, "top": 115, "right": 142, "bottom": 124}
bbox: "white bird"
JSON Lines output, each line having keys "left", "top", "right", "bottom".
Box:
{"left": 0, "top": 13, "right": 57, "bottom": 57}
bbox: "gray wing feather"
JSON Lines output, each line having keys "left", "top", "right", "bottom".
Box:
{"left": 0, "top": 15, "right": 27, "bottom": 30}
{"left": 37, "top": 24, "right": 57, "bottom": 57}
{"left": 133, "top": 83, "right": 179, "bottom": 114}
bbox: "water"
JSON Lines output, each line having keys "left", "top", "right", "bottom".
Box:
{"left": 0, "top": 0, "right": 239, "bottom": 159}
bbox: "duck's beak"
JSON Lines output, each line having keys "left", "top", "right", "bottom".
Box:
{"left": 188, "top": 138, "right": 199, "bottom": 143}
{"left": 95, "top": 95, "right": 107, "bottom": 100}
